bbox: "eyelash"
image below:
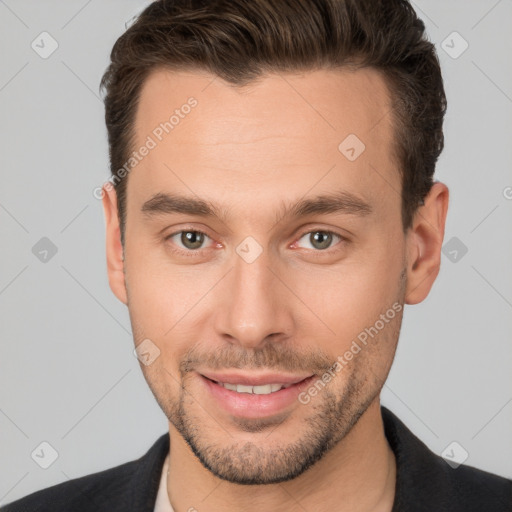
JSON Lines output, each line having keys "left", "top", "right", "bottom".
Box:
{"left": 164, "top": 227, "right": 347, "bottom": 257}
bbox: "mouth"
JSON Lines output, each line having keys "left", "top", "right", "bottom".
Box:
{"left": 202, "top": 377, "right": 302, "bottom": 394}
{"left": 207, "top": 380, "right": 294, "bottom": 395}
{"left": 198, "top": 372, "right": 316, "bottom": 419}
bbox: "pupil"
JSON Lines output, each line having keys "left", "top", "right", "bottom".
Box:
{"left": 182, "top": 231, "right": 204, "bottom": 249}
{"left": 311, "top": 231, "right": 331, "bottom": 250}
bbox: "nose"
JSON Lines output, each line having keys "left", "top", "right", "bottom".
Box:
{"left": 213, "top": 244, "right": 294, "bottom": 350}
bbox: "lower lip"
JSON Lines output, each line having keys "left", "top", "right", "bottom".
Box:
{"left": 199, "top": 374, "right": 316, "bottom": 419}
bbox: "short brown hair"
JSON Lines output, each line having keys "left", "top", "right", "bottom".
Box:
{"left": 100, "top": 0, "right": 446, "bottom": 247}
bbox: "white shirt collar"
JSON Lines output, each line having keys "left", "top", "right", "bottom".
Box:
{"left": 154, "top": 453, "right": 175, "bottom": 512}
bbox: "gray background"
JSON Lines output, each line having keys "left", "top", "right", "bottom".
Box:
{"left": 1, "top": 0, "right": 511, "bottom": 505}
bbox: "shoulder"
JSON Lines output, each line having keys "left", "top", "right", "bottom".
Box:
{"left": 445, "top": 461, "right": 512, "bottom": 510}
{"left": 381, "top": 406, "right": 512, "bottom": 511}
{"left": 2, "top": 433, "right": 169, "bottom": 512}
{"left": 2, "top": 459, "right": 138, "bottom": 512}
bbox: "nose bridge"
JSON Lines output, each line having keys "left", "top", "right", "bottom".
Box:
{"left": 215, "top": 240, "right": 291, "bottom": 348}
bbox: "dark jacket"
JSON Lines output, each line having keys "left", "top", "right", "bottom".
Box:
{"left": 3, "top": 406, "right": 511, "bottom": 511}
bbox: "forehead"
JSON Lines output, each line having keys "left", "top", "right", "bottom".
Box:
{"left": 135, "top": 66, "right": 394, "bottom": 145}
{"left": 129, "top": 67, "right": 400, "bottom": 223}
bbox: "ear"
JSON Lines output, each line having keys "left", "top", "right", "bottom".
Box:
{"left": 405, "top": 181, "right": 449, "bottom": 305}
{"left": 101, "top": 183, "right": 128, "bottom": 305}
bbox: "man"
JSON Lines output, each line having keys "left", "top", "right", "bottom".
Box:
{"left": 4, "top": 0, "right": 511, "bottom": 511}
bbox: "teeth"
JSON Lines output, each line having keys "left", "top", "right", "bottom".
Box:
{"left": 235, "top": 384, "right": 254, "bottom": 393}
{"left": 218, "top": 382, "right": 291, "bottom": 394}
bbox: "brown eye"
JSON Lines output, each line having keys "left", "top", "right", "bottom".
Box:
{"left": 297, "top": 230, "right": 340, "bottom": 250}
{"left": 167, "top": 230, "right": 210, "bottom": 251}
{"left": 310, "top": 231, "right": 333, "bottom": 250}
{"left": 180, "top": 231, "right": 205, "bottom": 249}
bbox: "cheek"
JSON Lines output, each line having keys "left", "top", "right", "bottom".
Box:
{"left": 124, "top": 240, "right": 190, "bottom": 331}
{"left": 124, "top": 252, "right": 221, "bottom": 362}
{"left": 287, "top": 245, "right": 404, "bottom": 346}
{"left": 126, "top": 272, "right": 173, "bottom": 333}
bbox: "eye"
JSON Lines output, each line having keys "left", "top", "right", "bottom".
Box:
{"left": 295, "top": 230, "right": 344, "bottom": 251}
{"left": 166, "top": 230, "right": 212, "bottom": 251}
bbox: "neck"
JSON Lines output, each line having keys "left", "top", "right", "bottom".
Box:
{"left": 166, "top": 399, "right": 396, "bottom": 512}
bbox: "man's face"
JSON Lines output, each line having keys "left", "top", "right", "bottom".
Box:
{"left": 114, "top": 68, "right": 410, "bottom": 484}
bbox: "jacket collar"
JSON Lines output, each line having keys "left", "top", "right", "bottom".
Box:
{"left": 127, "top": 430, "right": 169, "bottom": 511}
{"left": 133, "top": 406, "right": 509, "bottom": 511}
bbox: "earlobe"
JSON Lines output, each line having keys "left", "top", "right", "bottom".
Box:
{"left": 405, "top": 182, "right": 449, "bottom": 305}
{"left": 101, "top": 184, "right": 128, "bottom": 305}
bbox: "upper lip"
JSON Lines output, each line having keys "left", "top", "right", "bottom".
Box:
{"left": 199, "top": 371, "right": 313, "bottom": 386}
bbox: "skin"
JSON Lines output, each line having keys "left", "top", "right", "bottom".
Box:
{"left": 102, "top": 68, "right": 448, "bottom": 512}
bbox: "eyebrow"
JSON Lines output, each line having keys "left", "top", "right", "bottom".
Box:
{"left": 141, "top": 193, "right": 230, "bottom": 220}
{"left": 140, "top": 191, "right": 373, "bottom": 222}
{"left": 286, "top": 191, "right": 372, "bottom": 218}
